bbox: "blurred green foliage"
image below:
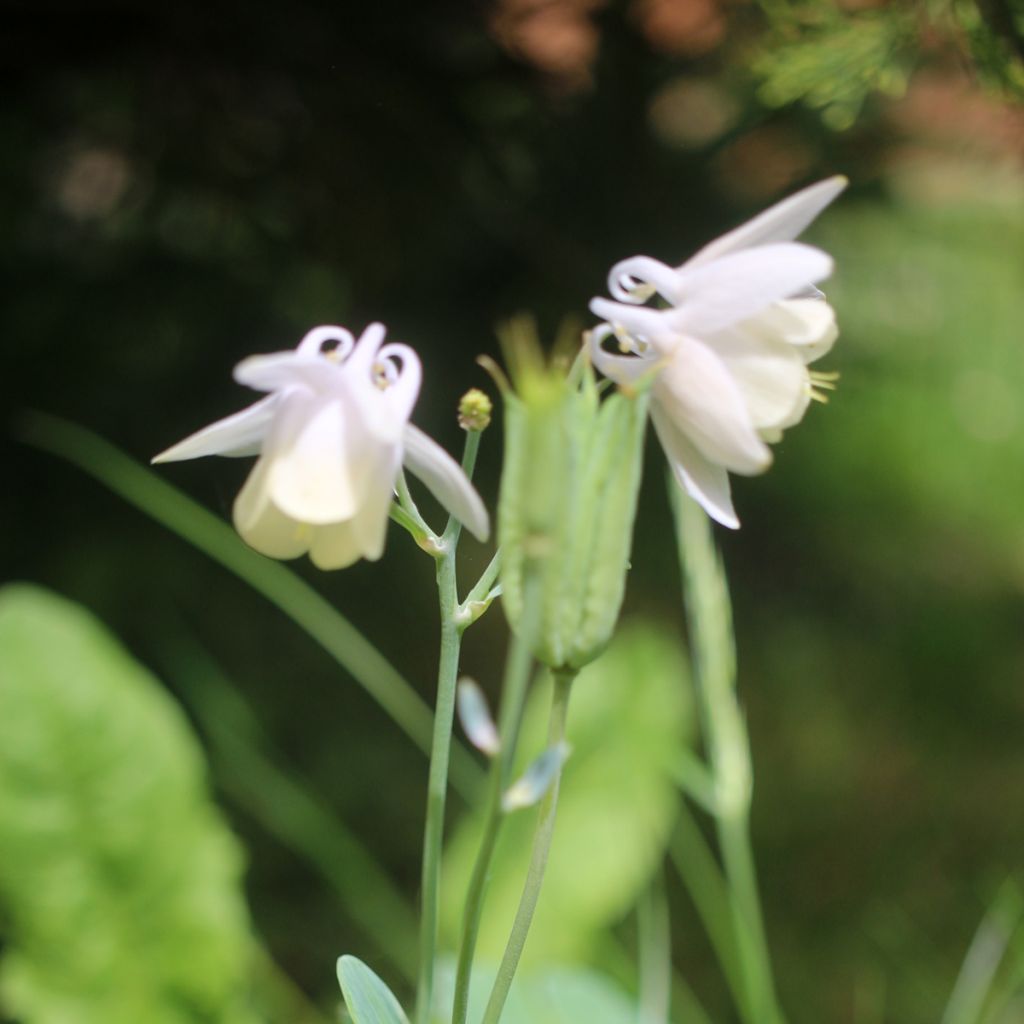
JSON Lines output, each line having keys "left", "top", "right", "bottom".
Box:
{"left": 0, "top": 585, "right": 258, "bottom": 1024}
{"left": 753, "top": 0, "right": 1024, "bottom": 126}
{"left": 442, "top": 623, "right": 692, "bottom": 964}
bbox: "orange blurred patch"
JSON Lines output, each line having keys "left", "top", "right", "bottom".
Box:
{"left": 490, "top": 0, "right": 606, "bottom": 92}
{"left": 712, "top": 125, "right": 816, "bottom": 202}
{"left": 631, "top": 0, "right": 726, "bottom": 57}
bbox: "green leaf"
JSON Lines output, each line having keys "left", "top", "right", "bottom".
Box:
{"left": 432, "top": 961, "right": 637, "bottom": 1024}
{"left": 442, "top": 622, "right": 693, "bottom": 963}
{"left": 0, "top": 584, "right": 260, "bottom": 1024}
{"left": 337, "top": 955, "right": 410, "bottom": 1024}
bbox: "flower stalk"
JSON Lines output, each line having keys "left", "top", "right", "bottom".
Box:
{"left": 414, "top": 426, "right": 484, "bottom": 1024}
{"left": 450, "top": 583, "right": 541, "bottom": 1024}
{"left": 671, "top": 483, "right": 784, "bottom": 1024}
{"left": 480, "top": 667, "right": 575, "bottom": 1024}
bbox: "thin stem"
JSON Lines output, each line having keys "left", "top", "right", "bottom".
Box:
{"left": 637, "top": 869, "right": 672, "bottom": 1024}
{"left": 671, "top": 483, "right": 784, "bottom": 1024}
{"left": 414, "top": 428, "right": 483, "bottom": 1024}
{"left": 459, "top": 549, "right": 501, "bottom": 617}
{"left": 450, "top": 617, "right": 540, "bottom": 1024}
{"left": 668, "top": 807, "right": 747, "bottom": 1019}
{"left": 481, "top": 668, "right": 575, "bottom": 1024}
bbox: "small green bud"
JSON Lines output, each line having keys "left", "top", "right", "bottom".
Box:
{"left": 458, "top": 388, "right": 493, "bottom": 432}
{"left": 497, "top": 321, "right": 649, "bottom": 671}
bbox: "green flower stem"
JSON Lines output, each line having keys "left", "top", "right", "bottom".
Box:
{"left": 450, "top": 596, "right": 541, "bottom": 1024}
{"left": 637, "top": 869, "right": 671, "bottom": 1024}
{"left": 414, "top": 429, "right": 483, "bottom": 1024}
{"left": 481, "top": 667, "right": 576, "bottom": 1024}
{"left": 458, "top": 549, "right": 501, "bottom": 623}
{"left": 671, "top": 484, "right": 784, "bottom": 1024}
{"left": 668, "top": 806, "right": 746, "bottom": 1019}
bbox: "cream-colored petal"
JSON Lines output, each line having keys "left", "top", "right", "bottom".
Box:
{"left": 308, "top": 521, "right": 364, "bottom": 571}
{"left": 706, "top": 324, "right": 811, "bottom": 432}
{"left": 654, "top": 339, "right": 772, "bottom": 475}
{"left": 349, "top": 448, "right": 403, "bottom": 560}
{"left": 267, "top": 395, "right": 365, "bottom": 525}
{"left": 152, "top": 395, "right": 277, "bottom": 463}
{"left": 683, "top": 176, "right": 847, "bottom": 269}
{"left": 763, "top": 299, "right": 839, "bottom": 364}
{"left": 402, "top": 424, "right": 490, "bottom": 541}
{"left": 651, "top": 405, "right": 739, "bottom": 529}
{"left": 232, "top": 457, "right": 312, "bottom": 560}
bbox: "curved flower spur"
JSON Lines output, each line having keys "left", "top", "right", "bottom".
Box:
{"left": 154, "top": 323, "right": 489, "bottom": 569}
{"left": 588, "top": 176, "right": 846, "bottom": 528}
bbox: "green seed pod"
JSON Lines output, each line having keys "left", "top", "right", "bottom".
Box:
{"left": 497, "top": 323, "right": 649, "bottom": 671}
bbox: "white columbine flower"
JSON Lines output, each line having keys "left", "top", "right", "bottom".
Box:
{"left": 154, "top": 323, "right": 489, "bottom": 569}
{"left": 589, "top": 176, "right": 846, "bottom": 529}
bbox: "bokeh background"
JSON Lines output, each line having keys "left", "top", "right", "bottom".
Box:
{"left": 4, "top": 1, "right": 1024, "bottom": 1022}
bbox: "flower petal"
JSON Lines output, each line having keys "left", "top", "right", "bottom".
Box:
{"left": 589, "top": 324, "right": 659, "bottom": 384}
{"left": 234, "top": 351, "right": 339, "bottom": 394}
{"left": 670, "top": 243, "right": 833, "bottom": 336}
{"left": 307, "top": 521, "right": 364, "bottom": 571}
{"left": 654, "top": 338, "right": 772, "bottom": 475}
{"left": 350, "top": 448, "right": 403, "bottom": 561}
{"left": 402, "top": 424, "right": 490, "bottom": 541}
{"left": 763, "top": 298, "right": 838, "bottom": 363}
{"left": 152, "top": 395, "right": 278, "bottom": 463}
{"left": 267, "top": 394, "right": 366, "bottom": 525}
{"left": 706, "top": 322, "right": 811, "bottom": 431}
{"left": 684, "top": 176, "right": 847, "bottom": 269}
{"left": 232, "top": 456, "right": 312, "bottom": 560}
{"left": 651, "top": 405, "right": 739, "bottom": 529}
{"left": 607, "top": 255, "right": 685, "bottom": 305}
{"left": 589, "top": 299, "right": 681, "bottom": 357}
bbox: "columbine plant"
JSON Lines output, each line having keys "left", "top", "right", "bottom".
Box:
{"left": 154, "top": 322, "right": 488, "bottom": 567}
{"left": 155, "top": 177, "right": 845, "bottom": 1024}
{"left": 589, "top": 176, "right": 845, "bottom": 527}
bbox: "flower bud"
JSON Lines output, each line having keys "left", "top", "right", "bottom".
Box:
{"left": 496, "top": 322, "right": 649, "bottom": 670}
{"left": 458, "top": 388, "right": 493, "bottom": 432}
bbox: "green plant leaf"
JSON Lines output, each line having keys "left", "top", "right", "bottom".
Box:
{"left": 0, "top": 584, "right": 260, "bottom": 1024}
{"left": 337, "top": 955, "right": 411, "bottom": 1024}
{"left": 441, "top": 622, "right": 693, "bottom": 963}
{"left": 432, "top": 961, "right": 637, "bottom": 1024}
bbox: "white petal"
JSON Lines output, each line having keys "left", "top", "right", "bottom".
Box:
{"left": 670, "top": 243, "right": 833, "bottom": 336}
{"left": 307, "top": 521, "right": 364, "bottom": 571}
{"left": 684, "top": 176, "right": 847, "bottom": 269}
{"left": 706, "top": 324, "right": 811, "bottom": 431}
{"left": 654, "top": 339, "right": 772, "bottom": 475}
{"left": 350, "top": 448, "right": 403, "bottom": 560}
{"left": 152, "top": 395, "right": 277, "bottom": 463}
{"left": 402, "top": 424, "right": 490, "bottom": 541}
{"left": 362, "top": 343, "right": 422, "bottom": 443}
{"left": 295, "top": 324, "right": 356, "bottom": 359}
{"left": 589, "top": 299, "right": 681, "bottom": 357}
{"left": 232, "top": 457, "right": 312, "bottom": 560}
{"left": 234, "top": 351, "right": 338, "bottom": 393}
{"left": 589, "top": 326, "right": 659, "bottom": 385}
{"left": 267, "top": 394, "right": 366, "bottom": 525}
{"left": 763, "top": 299, "right": 838, "bottom": 363}
{"left": 651, "top": 405, "right": 739, "bottom": 529}
{"left": 607, "top": 255, "right": 685, "bottom": 305}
